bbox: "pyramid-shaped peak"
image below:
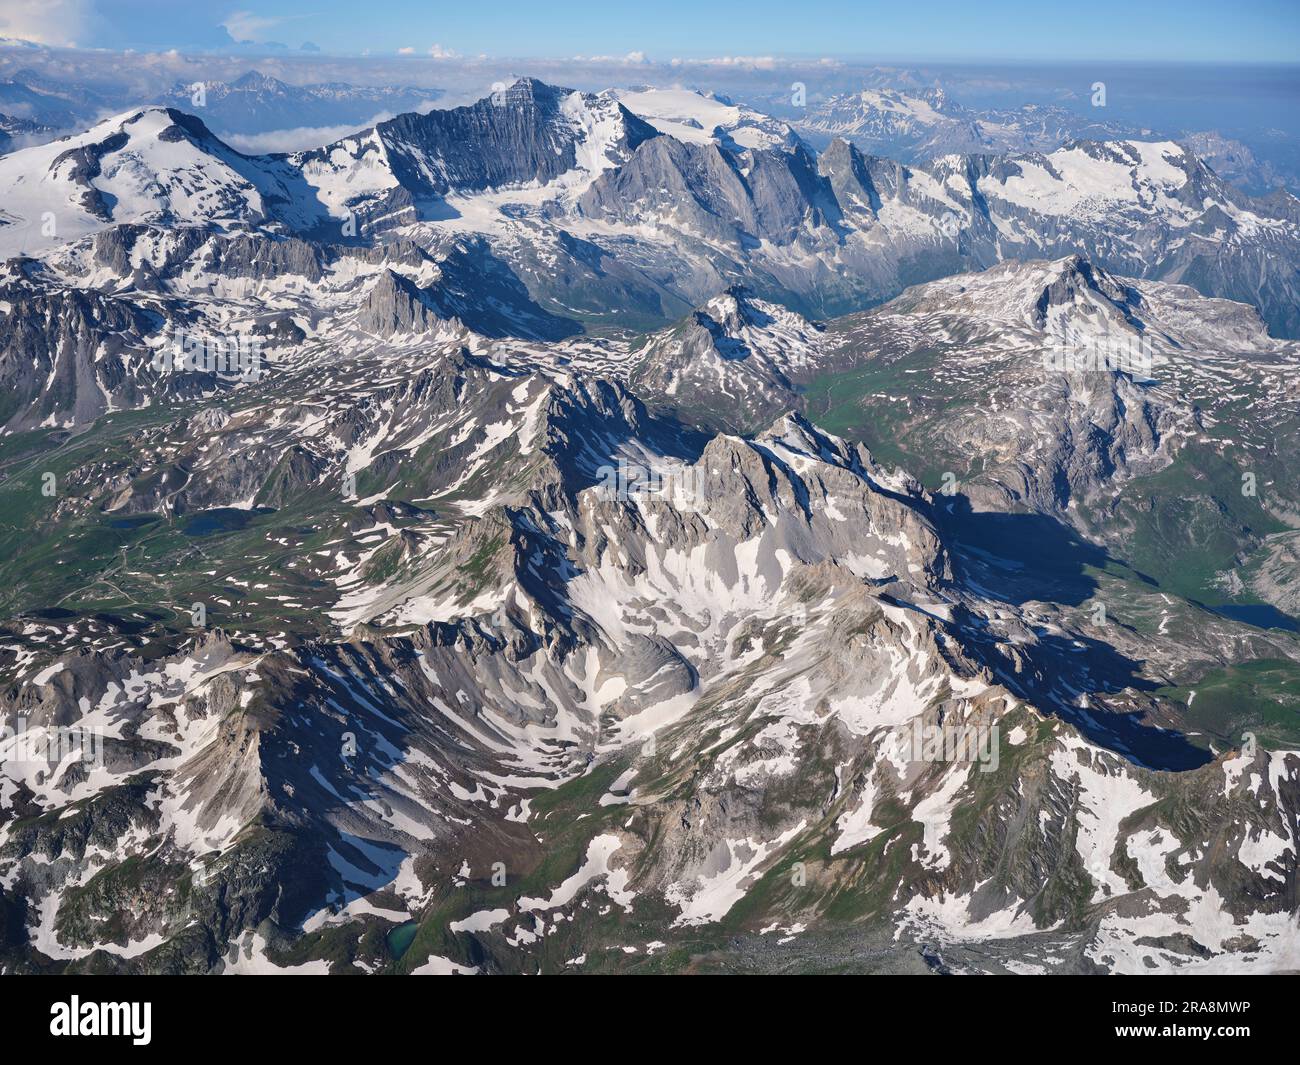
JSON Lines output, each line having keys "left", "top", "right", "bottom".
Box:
{"left": 230, "top": 70, "right": 290, "bottom": 92}
{"left": 498, "top": 77, "right": 573, "bottom": 104}
{"left": 1032, "top": 255, "right": 1131, "bottom": 324}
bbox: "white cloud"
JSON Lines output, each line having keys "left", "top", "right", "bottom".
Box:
{"left": 225, "top": 122, "right": 372, "bottom": 153}
{"left": 576, "top": 50, "right": 650, "bottom": 64}
{"left": 221, "top": 10, "right": 308, "bottom": 44}
{"left": 397, "top": 46, "right": 415, "bottom": 55}
{"left": 222, "top": 102, "right": 439, "bottom": 153}
{"left": 669, "top": 55, "right": 778, "bottom": 70}
{"left": 0, "top": 0, "right": 96, "bottom": 48}
{"left": 428, "top": 44, "right": 458, "bottom": 59}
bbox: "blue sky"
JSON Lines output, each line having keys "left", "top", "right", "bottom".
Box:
{"left": 2, "top": 0, "right": 1297, "bottom": 62}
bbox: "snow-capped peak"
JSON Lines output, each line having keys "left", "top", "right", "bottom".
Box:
{"left": 0, "top": 105, "right": 322, "bottom": 255}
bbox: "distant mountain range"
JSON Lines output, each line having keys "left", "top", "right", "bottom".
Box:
{"left": 0, "top": 69, "right": 110, "bottom": 130}
{"left": 793, "top": 86, "right": 1147, "bottom": 156}
{"left": 2, "top": 81, "right": 1298, "bottom": 335}
{"left": 789, "top": 86, "right": 1297, "bottom": 196}
{"left": 0, "top": 67, "right": 440, "bottom": 146}
{"left": 0, "top": 111, "right": 52, "bottom": 151}
{"left": 159, "top": 71, "right": 442, "bottom": 137}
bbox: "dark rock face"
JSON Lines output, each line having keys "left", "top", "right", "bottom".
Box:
{"left": 373, "top": 78, "right": 658, "bottom": 199}
{"left": 819, "top": 138, "right": 883, "bottom": 221}
{"left": 0, "top": 284, "right": 154, "bottom": 428}
{"left": 50, "top": 131, "right": 130, "bottom": 220}
{"left": 202, "top": 234, "right": 324, "bottom": 282}
{"left": 357, "top": 269, "right": 440, "bottom": 335}
{"left": 92, "top": 225, "right": 210, "bottom": 277}
{"left": 579, "top": 135, "right": 839, "bottom": 247}
{"left": 290, "top": 77, "right": 659, "bottom": 224}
